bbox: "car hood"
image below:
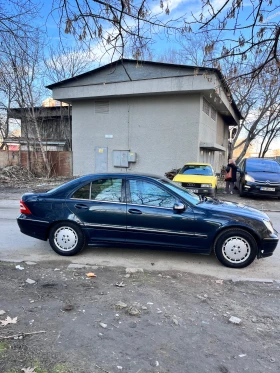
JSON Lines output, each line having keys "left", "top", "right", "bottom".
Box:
{"left": 197, "top": 198, "right": 269, "bottom": 220}
{"left": 173, "top": 175, "right": 216, "bottom": 183}
{"left": 247, "top": 171, "right": 280, "bottom": 182}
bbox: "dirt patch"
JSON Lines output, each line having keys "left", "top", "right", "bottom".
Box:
{"left": 0, "top": 172, "right": 74, "bottom": 200}
{"left": 0, "top": 261, "right": 279, "bottom": 373}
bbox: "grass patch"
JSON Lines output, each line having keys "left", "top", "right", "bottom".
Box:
{"left": 0, "top": 341, "right": 9, "bottom": 358}
{"left": 52, "top": 363, "right": 71, "bottom": 373}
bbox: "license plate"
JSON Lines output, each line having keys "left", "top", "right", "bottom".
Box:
{"left": 260, "top": 187, "right": 275, "bottom": 191}
{"left": 188, "top": 189, "right": 198, "bottom": 193}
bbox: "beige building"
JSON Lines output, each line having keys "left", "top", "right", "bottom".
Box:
{"left": 47, "top": 59, "right": 241, "bottom": 176}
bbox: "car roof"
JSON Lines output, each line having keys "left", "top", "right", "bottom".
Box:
{"left": 245, "top": 158, "right": 278, "bottom": 161}
{"left": 76, "top": 172, "right": 165, "bottom": 180}
{"left": 47, "top": 173, "right": 171, "bottom": 196}
{"left": 182, "top": 163, "right": 212, "bottom": 166}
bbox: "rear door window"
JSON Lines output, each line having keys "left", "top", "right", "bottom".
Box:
{"left": 72, "top": 178, "right": 123, "bottom": 202}
{"left": 91, "top": 178, "right": 122, "bottom": 202}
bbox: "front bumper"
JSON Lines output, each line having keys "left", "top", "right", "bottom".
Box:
{"left": 243, "top": 182, "right": 280, "bottom": 197}
{"left": 258, "top": 231, "right": 279, "bottom": 259}
{"left": 183, "top": 186, "right": 216, "bottom": 196}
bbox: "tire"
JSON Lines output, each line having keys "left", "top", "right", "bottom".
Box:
{"left": 239, "top": 183, "right": 245, "bottom": 197}
{"left": 214, "top": 228, "right": 257, "bottom": 268}
{"left": 49, "top": 222, "right": 86, "bottom": 256}
{"left": 211, "top": 187, "right": 217, "bottom": 198}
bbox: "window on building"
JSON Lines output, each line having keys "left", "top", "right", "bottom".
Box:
{"left": 211, "top": 107, "right": 217, "bottom": 121}
{"left": 202, "top": 98, "right": 210, "bottom": 115}
{"left": 95, "top": 101, "right": 110, "bottom": 114}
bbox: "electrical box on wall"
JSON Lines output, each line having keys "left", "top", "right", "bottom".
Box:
{"left": 128, "top": 152, "right": 137, "bottom": 162}
{"left": 113, "top": 150, "right": 137, "bottom": 167}
{"left": 113, "top": 150, "right": 129, "bottom": 167}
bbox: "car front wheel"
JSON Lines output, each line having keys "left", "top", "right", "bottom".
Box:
{"left": 214, "top": 229, "right": 257, "bottom": 268}
{"left": 49, "top": 222, "right": 86, "bottom": 256}
{"left": 239, "top": 183, "right": 245, "bottom": 197}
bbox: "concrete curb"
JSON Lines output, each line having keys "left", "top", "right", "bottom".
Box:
{"left": 2, "top": 259, "right": 280, "bottom": 284}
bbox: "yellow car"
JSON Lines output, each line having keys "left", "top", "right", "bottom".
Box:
{"left": 173, "top": 163, "right": 218, "bottom": 197}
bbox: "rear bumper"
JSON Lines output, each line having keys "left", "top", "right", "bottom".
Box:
{"left": 17, "top": 215, "right": 49, "bottom": 241}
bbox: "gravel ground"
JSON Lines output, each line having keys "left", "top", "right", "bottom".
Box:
{"left": 0, "top": 261, "right": 280, "bottom": 373}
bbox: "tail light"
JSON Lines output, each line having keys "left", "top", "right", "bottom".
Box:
{"left": 20, "top": 200, "right": 32, "bottom": 215}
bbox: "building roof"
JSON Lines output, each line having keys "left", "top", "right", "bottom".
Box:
{"left": 46, "top": 59, "right": 241, "bottom": 119}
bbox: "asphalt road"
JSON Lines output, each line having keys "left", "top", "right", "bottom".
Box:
{"left": 1, "top": 198, "right": 280, "bottom": 281}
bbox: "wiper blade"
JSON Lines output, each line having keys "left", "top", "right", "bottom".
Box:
{"left": 249, "top": 170, "right": 277, "bottom": 173}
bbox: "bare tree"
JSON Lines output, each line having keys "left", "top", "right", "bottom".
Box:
{"left": 257, "top": 106, "right": 280, "bottom": 158}
{"left": 51, "top": 0, "right": 180, "bottom": 60}
{"left": 0, "top": 0, "right": 40, "bottom": 56}
{"left": 44, "top": 44, "right": 97, "bottom": 83}
{"left": 0, "top": 0, "right": 41, "bottom": 151}
{"left": 192, "top": 0, "right": 280, "bottom": 79}
{"left": 160, "top": 34, "right": 280, "bottom": 163}
{"left": 1, "top": 29, "right": 51, "bottom": 175}
{"left": 0, "top": 63, "right": 17, "bottom": 149}
{"left": 231, "top": 71, "right": 280, "bottom": 163}
{"left": 51, "top": 1, "right": 279, "bottom": 79}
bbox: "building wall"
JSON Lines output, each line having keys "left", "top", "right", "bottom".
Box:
{"left": 199, "top": 97, "right": 218, "bottom": 144}
{"left": 198, "top": 96, "right": 228, "bottom": 173}
{"left": 72, "top": 94, "right": 200, "bottom": 176}
{"left": 214, "top": 113, "right": 229, "bottom": 173}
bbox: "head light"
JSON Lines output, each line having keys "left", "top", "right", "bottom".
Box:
{"left": 245, "top": 174, "right": 255, "bottom": 182}
{"left": 263, "top": 219, "right": 274, "bottom": 234}
{"left": 201, "top": 184, "right": 212, "bottom": 188}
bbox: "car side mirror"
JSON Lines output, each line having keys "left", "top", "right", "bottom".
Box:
{"left": 173, "top": 202, "right": 186, "bottom": 212}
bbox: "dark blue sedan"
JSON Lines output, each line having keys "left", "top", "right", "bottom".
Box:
{"left": 17, "top": 173, "right": 278, "bottom": 268}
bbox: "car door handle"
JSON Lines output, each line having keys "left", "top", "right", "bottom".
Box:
{"left": 128, "top": 208, "right": 142, "bottom": 215}
{"left": 74, "top": 204, "right": 89, "bottom": 210}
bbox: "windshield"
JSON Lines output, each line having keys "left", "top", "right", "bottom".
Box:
{"left": 246, "top": 159, "right": 280, "bottom": 173}
{"left": 159, "top": 179, "right": 200, "bottom": 205}
{"left": 179, "top": 164, "right": 213, "bottom": 176}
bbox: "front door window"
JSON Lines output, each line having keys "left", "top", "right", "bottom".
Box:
{"left": 128, "top": 179, "right": 176, "bottom": 208}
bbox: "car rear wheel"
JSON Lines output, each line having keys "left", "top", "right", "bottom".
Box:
{"left": 214, "top": 229, "right": 257, "bottom": 268}
{"left": 49, "top": 222, "right": 86, "bottom": 256}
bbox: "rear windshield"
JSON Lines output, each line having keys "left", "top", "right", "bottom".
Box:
{"left": 179, "top": 165, "right": 213, "bottom": 176}
{"left": 246, "top": 159, "right": 280, "bottom": 173}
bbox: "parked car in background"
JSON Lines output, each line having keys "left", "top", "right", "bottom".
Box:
{"left": 172, "top": 163, "right": 217, "bottom": 197}
{"left": 236, "top": 158, "right": 280, "bottom": 198}
{"left": 17, "top": 173, "right": 278, "bottom": 268}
